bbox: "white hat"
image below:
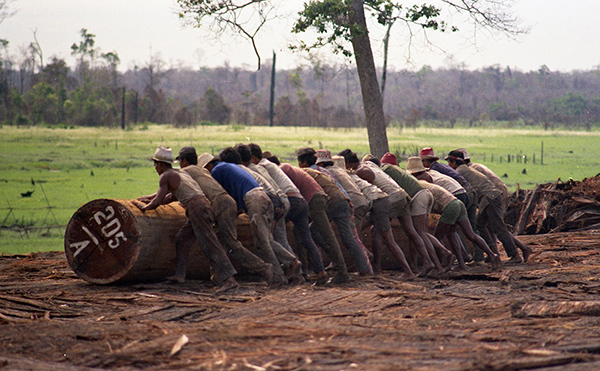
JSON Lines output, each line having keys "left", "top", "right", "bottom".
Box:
{"left": 332, "top": 155, "right": 346, "bottom": 169}
{"left": 151, "top": 146, "right": 175, "bottom": 164}
{"left": 198, "top": 152, "right": 216, "bottom": 168}
{"left": 316, "top": 149, "right": 333, "bottom": 164}
{"left": 406, "top": 156, "right": 427, "bottom": 174}
{"left": 362, "top": 154, "right": 374, "bottom": 162}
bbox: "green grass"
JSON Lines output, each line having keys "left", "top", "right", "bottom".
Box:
{"left": 2, "top": 124, "right": 600, "bottom": 254}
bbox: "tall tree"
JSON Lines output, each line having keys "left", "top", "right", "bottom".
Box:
{"left": 178, "top": 1, "right": 524, "bottom": 156}
{"left": 71, "top": 29, "right": 97, "bottom": 81}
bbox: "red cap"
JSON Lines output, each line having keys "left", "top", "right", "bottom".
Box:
{"left": 419, "top": 147, "right": 439, "bottom": 161}
{"left": 380, "top": 152, "right": 398, "bottom": 166}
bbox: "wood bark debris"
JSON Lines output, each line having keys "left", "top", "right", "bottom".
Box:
{"left": 508, "top": 174, "right": 600, "bottom": 235}
{"left": 2, "top": 230, "right": 600, "bottom": 369}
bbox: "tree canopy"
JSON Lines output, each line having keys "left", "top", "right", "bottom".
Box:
{"left": 177, "top": 0, "right": 524, "bottom": 157}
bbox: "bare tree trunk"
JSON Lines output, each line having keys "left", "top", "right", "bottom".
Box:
{"left": 348, "top": 0, "right": 389, "bottom": 158}
{"left": 381, "top": 20, "right": 395, "bottom": 102}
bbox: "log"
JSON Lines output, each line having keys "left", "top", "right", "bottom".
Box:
{"left": 64, "top": 199, "right": 440, "bottom": 284}
{"left": 514, "top": 184, "right": 541, "bottom": 235}
{"left": 64, "top": 199, "right": 209, "bottom": 284}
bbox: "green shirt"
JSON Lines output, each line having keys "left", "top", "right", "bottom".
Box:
{"left": 381, "top": 164, "right": 423, "bottom": 198}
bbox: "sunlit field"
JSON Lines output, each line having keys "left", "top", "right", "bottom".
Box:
{"left": 1, "top": 124, "right": 599, "bottom": 254}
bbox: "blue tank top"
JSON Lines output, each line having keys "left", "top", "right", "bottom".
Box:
{"left": 211, "top": 161, "right": 259, "bottom": 211}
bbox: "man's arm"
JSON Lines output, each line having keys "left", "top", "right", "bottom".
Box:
{"left": 137, "top": 173, "right": 174, "bottom": 211}
{"left": 356, "top": 166, "right": 375, "bottom": 184}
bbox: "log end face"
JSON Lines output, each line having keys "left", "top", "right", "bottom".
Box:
{"left": 64, "top": 199, "right": 141, "bottom": 284}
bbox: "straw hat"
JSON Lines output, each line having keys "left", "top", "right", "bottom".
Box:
{"left": 198, "top": 152, "right": 216, "bottom": 168}
{"left": 151, "top": 146, "right": 175, "bottom": 164}
{"left": 406, "top": 156, "right": 427, "bottom": 174}
{"left": 362, "top": 154, "right": 374, "bottom": 162}
{"left": 316, "top": 149, "right": 333, "bottom": 164}
{"left": 332, "top": 155, "right": 346, "bottom": 169}
{"left": 419, "top": 147, "right": 439, "bottom": 161}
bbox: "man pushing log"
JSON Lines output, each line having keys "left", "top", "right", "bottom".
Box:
{"left": 134, "top": 146, "right": 239, "bottom": 293}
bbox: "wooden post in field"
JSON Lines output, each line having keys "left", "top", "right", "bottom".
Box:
{"left": 121, "top": 86, "right": 126, "bottom": 130}
{"left": 269, "top": 51, "right": 276, "bottom": 127}
{"left": 134, "top": 91, "right": 138, "bottom": 125}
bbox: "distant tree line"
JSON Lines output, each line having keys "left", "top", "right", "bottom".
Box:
{"left": 1, "top": 28, "right": 600, "bottom": 130}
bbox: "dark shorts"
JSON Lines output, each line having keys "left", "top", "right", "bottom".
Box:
{"left": 439, "top": 199, "right": 468, "bottom": 225}
{"left": 389, "top": 196, "right": 410, "bottom": 219}
{"left": 368, "top": 197, "right": 392, "bottom": 233}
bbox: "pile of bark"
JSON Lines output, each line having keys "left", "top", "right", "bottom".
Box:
{"left": 507, "top": 174, "right": 600, "bottom": 235}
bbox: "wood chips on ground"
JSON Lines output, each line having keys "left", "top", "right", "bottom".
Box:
{"left": 2, "top": 231, "right": 600, "bottom": 370}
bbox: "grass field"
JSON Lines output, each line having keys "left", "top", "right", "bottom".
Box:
{"left": 1, "top": 124, "right": 600, "bottom": 254}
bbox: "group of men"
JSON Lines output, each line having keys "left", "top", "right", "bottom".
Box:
{"left": 134, "top": 143, "right": 531, "bottom": 292}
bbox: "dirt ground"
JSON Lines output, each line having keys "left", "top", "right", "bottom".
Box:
{"left": 2, "top": 231, "right": 600, "bottom": 371}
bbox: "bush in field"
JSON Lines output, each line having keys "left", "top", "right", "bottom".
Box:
{"left": 201, "top": 87, "right": 230, "bottom": 125}
{"left": 24, "top": 83, "right": 59, "bottom": 125}
{"left": 66, "top": 84, "right": 117, "bottom": 127}
{"left": 173, "top": 105, "right": 194, "bottom": 128}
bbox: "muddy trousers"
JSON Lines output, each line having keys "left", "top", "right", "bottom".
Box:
{"left": 308, "top": 193, "right": 348, "bottom": 275}
{"left": 215, "top": 204, "right": 272, "bottom": 277}
{"left": 175, "top": 195, "right": 237, "bottom": 285}
{"left": 476, "top": 195, "right": 517, "bottom": 258}
{"left": 245, "top": 188, "right": 296, "bottom": 283}
{"left": 286, "top": 195, "right": 324, "bottom": 273}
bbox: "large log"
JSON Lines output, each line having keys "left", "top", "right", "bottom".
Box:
{"left": 64, "top": 199, "right": 203, "bottom": 284}
{"left": 64, "top": 199, "right": 443, "bottom": 284}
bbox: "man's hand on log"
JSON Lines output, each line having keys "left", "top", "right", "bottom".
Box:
{"left": 131, "top": 200, "right": 146, "bottom": 211}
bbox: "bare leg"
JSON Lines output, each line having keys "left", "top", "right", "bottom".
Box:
{"left": 458, "top": 219, "right": 500, "bottom": 270}
{"left": 398, "top": 214, "right": 435, "bottom": 277}
{"left": 412, "top": 214, "right": 444, "bottom": 270}
{"left": 425, "top": 232, "right": 453, "bottom": 266}
{"left": 381, "top": 228, "right": 415, "bottom": 278}
{"left": 370, "top": 226, "right": 383, "bottom": 274}
{"left": 513, "top": 233, "right": 532, "bottom": 262}
{"left": 448, "top": 231, "right": 467, "bottom": 271}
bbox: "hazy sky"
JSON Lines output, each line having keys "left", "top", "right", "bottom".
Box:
{"left": 3, "top": 0, "right": 600, "bottom": 73}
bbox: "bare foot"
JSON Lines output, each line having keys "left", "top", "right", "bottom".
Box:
{"left": 508, "top": 255, "right": 523, "bottom": 264}
{"left": 490, "top": 254, "right": 501, "bottom": 270}
{"left": 216, "top": 277, "right": 239, "bottom": 293}
{"left": 521, "top": 246, "right": 532, "bottom": 262}
{"left": 269, "top": 274, "right": 288, "bottom": 288}
{"left": 443, "top": 255, "right": 456, "bottom": 273}
{"left": 331, "top": 271, "right": 351, "bottom": 284}
{"left": 401, "top": 272, "right": 416, "bottom": 281}
{"left": 418, "top": 263, "right": 435, "bottom": 278}
{"left": 289, "top": 274, "right": 305, "bottom": 286}
{"left": 314, "top": 271, "right": 328, "bottom": 286}
{"left": 263, "top": 263, "right": 273, "bottom": 283}
{"left": 166, "top": 275, "right": 185, "bottom": 284}
{"left": 286, "top": 259, "right": 302, "bottom": 280}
